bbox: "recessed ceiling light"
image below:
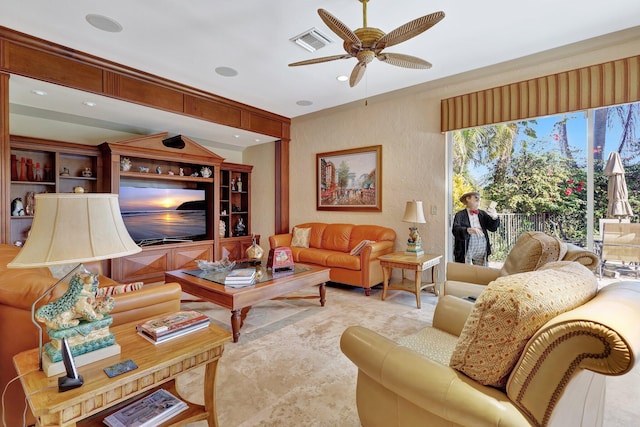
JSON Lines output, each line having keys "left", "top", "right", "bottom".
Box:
{"left": 233, "top": 134, "right": 240, "bottom": 138}
{"left": 296, "top": 100, "right": 313, "bottom": 106}
{"left": 254, "top": 138, "right": 261, "bottom": 143}
{"left": 85, "top": 14, "right": 123, "bottom": 33}
{"left": 82, "top": 101, "right": 97, "bottom": 107}
{"left": 215, "top": 67, "right": 239, "bottom": 77}
{"left": 336, "top": 75, "right": 348, "bottom": 82}
{"left": 31, "top": 90, "right": 47, "bottom": 96}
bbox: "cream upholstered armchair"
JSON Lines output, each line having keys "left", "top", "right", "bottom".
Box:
{"left": 442, "top": 231, "right": 599, "bottom": 298}
{"left": 341, "top": 262, "right": 640, "bottom": 427}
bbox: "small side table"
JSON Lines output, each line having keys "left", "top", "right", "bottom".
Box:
{"left": 379, "top": 252, "right": 442, "bottom": 308}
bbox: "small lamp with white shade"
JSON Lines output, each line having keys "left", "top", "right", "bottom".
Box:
{"left": 402, "top": 200, "right": 426, "bottom": 256}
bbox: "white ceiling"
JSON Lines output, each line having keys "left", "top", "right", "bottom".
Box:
{"left": 3, "top": 0, "right": 640, "bottom": 150}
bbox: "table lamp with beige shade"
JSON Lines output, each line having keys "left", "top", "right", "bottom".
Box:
{"left": 8, "top": 193, "right": 141, "bottom": 379}
{"left": 402, "top": 200, "right": 426, "bottom": 256}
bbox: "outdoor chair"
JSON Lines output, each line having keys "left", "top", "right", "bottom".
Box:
{"left": 600, "top": 222, "right": 640, "bottom": 278}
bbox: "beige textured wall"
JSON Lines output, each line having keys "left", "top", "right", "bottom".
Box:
{"left": 251, "top": 28, "right": 640, "bottom": 281}
{"left": 244, "top": 141, "right": 276, "bottom": 247}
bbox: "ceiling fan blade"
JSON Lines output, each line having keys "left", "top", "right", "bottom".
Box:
{"left": 318, "top": 8, "right": 362, "bottom": 48}
{"left": 375, "top": 11, "right": 445, "bottom": 50}
{"left": 378, "top": 53, "right": 432, "bottom": 69}
{"left": 349, "top": 62, "right": 367, "bottom": 87}
{"left": 289, "top": 54, "right": 352, "bottom": 67}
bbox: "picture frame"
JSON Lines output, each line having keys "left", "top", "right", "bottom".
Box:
{"left": 316, "top": 145, "right": 382, "bottom": 211}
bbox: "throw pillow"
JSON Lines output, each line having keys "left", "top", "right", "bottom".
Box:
{"left": 349, "top": 240, "right": 373, "bottom": 256}
{"left": 449, "top": 261, "right": 597, "bottom": 388}
{"left": 500, "top": 231, "right": 568, "bottom": 276}
{"left": 95, "top": 282, "right": 144, "bottom": 298}
{"left": 291, "top": 227, "right": 311, "bottom": 248}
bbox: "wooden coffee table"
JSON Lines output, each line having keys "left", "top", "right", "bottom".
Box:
{"left": 165, "top": 263, "right": 330, "bottom": 342}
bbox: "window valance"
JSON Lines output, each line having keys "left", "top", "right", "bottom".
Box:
{"left": 441, "top": 55, "right": 640, "bottom": 132}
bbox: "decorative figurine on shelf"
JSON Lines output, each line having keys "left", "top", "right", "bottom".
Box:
{"left": 26, "top": 158, "right": 34, "bottom": 181}
{"left": 11, "top": 197, "right": 25, "bottom": 216}
{"left": 25, "top": 192, "right": 35, "bottom": 216}
{"left": 60, "top": 167, "right": 70, "bottom": 177}
{"left": 200, "top": 167, "right": 212, "bottom": 178}
{"left": 231, "top": 178, "right": 236, "bottom": 191}
{"left": 237, "top": 176, "right": 243, "bottom": 192}
{"left": 44, "top": 163, "right": 52, "bottom": 181}
{"left": 138, "top": 166, "right": 150, "bottom": 173}
{"left": 156, "top": 166, "right": 162, "bottom": 174}
{"left": 82, "top": 168, "right": 93, "bottom": 177}
{"left": 168, "top": 170, "right": 175, "bottom": 176}
{"left": 235, "top": 218, "right": 247, "bottom": 236}
{"left": 179, "top": 168, "right": 184, "bottom": 176}
{"left": 120, "top": 157, "right": 132, "bottom": 172}
{"left": 35, "top": 162, "right": 43, "bottom": 181}
{"left": 219, "top": 220, "right": 226, "bottom": 238}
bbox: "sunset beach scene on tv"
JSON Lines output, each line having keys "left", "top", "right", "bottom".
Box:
{"left": 119, "top": 186, "right": 207, "bottom": 245}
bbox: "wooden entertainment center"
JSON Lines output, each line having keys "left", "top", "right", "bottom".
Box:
{"left": 5, "top": 132, "right": 258, "bottom": 284}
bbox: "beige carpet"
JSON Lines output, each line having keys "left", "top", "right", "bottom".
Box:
{"left": 175, "top": 281, "right": 640, "bottom": 427}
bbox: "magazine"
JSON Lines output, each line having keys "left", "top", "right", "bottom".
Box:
{"left": 103, "top": 389, "right": 187, "bottom": 427}
{"left": 137, "top": 321, "right": 210, "bottom": 344}
{"left": 224, "top": 268, "right": 256, "bottom": 285}
{"left": 137, "top": 310, "right": 209, "bottom": 339}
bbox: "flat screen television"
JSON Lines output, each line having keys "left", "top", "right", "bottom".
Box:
{"left": 119, "top": 186, "right": 207, "bottom": 246}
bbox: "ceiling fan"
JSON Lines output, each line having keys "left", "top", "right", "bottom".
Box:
{"left": 288, "top": 0, "right": 445, "bottom": 87}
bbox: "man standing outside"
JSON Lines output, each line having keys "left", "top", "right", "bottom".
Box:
{"left": 452, "top": 191, "right": 500, "bottom": 265}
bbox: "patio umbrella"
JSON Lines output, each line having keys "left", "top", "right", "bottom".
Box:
{"left": 603, "top": 152, "right": 634, "bottom": 219}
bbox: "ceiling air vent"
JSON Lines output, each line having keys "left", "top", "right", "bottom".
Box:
{"left": 290, "top": 28, "right": 333, "bottom": 52}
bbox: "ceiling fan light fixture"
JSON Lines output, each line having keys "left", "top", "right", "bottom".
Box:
{"left": 290, "top": 28, "right": 333, "bottom": 52}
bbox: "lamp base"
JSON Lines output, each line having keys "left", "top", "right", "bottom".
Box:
{"left": 405, "top": 242, "right": 424, "bottom": 257}
{"left": 43, "top": 344, "right": 121, "bottom": 377}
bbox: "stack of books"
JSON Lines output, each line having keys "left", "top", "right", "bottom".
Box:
{"left": 103, "top": 389, "right": 187, "bottom": 427}
{"left": 224, "top": 268, "right": 257, "bottom": 287}
{"left": 136, "top": 310, "right": 210, "bottom": 344}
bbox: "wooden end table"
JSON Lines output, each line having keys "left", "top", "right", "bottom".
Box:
{"left": 379, "top": 252, "right": 442, "bottom": 308}
{"left": 13, "top": 319, "right": 231, "bottom": 426}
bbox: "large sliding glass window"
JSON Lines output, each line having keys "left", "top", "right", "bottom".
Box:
{"left": 451, "top": 101, "right": 640, "bottom": 263}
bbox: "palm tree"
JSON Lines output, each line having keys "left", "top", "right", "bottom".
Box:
{"left": 593, "top": 102, "right": 640, "bottom": 165}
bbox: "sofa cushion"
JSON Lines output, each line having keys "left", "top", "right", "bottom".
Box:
{"left": 297, "top": 248, "right": 333, "bottom": 266}
{"left": 326, "top": 253, "right": 361, "bottom": 271}
{"left": 321, "top": 224, "right": 353, "bottom": 252}
{"left": 449, "top": 261, "right": 597, "bottom": 388}
{"left": 500, "top": 231, "right": 568, "bottom": 276}
{"left": 398, "top": 327, "right": 459, "bottom": 366}
{"left": 291, "top": 227, "right": 311, "bottom": 248}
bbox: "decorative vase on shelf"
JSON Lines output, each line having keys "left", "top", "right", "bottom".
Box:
{"left": 219, "top": 220, "right": 226, "bottom": 238}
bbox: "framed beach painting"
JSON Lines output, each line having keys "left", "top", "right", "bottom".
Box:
{"left": 316, "top": 145, "right": 382, "bottom": 211}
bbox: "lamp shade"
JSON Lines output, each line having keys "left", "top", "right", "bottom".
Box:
{"left": 402, "top": 200, "right": 426, "bottom": 224}
{"left": 8, "top": 193, "right": 141, "bottom": 268}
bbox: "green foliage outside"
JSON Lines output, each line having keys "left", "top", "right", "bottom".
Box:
{"left": 452, "top": 105, "right": 640, "bottom": 261}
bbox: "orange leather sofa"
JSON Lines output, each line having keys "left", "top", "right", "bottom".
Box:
{"left": 0, "top": 244, "right": 182, "bottom": 427}
{"left": 269, "top": 223, "right": 396, "bottom": 295}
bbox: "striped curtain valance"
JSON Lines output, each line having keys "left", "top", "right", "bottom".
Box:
{"left": 441, "top": 55, "right": 640, "bottom": 132}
